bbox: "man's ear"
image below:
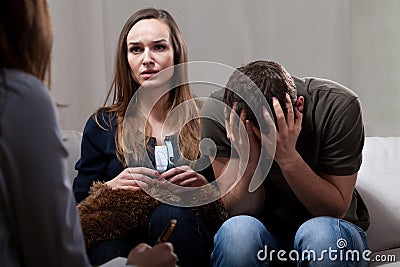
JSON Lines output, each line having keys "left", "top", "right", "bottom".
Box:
{"left": 295, "top": 96, "right": 304, "bottom": 112}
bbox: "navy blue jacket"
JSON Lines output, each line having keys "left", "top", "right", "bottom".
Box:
{"left": 73, "top": 111, "right": 214, "bottom": 203}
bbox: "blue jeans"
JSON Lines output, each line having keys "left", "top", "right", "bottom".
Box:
{"left": 211, "top": 215, "right": 368, "bottom": 267}
{"left": 88, "top": 204, "right": 213, "bottom": 267}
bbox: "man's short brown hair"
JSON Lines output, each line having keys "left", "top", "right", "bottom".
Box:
{"left": 223, "top": 60, "right": 297, "bottom": 129}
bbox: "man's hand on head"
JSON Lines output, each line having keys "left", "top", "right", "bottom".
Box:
{"left": 270, "top": 93, "right": 303, "bottom": 166}
{"left": 225, "top": 102, "right": 261, "bottom": 167}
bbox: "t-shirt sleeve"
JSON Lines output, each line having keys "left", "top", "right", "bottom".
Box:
{"left": 200, "top": 92, "right": 237, "bottom": 158}
{"left": 318, "top": 97, "right": 365, "bottom": 176}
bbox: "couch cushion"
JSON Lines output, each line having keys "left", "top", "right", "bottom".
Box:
{"left": 356, "top": 137, "right": 400, "bottom": 252}
{"left": 62, "top": 130, "right": 82, "bottom": 182}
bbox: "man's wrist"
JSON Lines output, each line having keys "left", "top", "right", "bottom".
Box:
{"left": 277, "top": 151, "right": 302, "bottom": 171}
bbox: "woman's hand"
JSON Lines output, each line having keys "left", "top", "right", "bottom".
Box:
{"left": 106, "top": 167, "right": 159, "bottom": 191}
{"left": 160, "top": 165, "right": 208, "bottom": 187}
{"left": 126, "top": 242, "right": 177, "bottom": 267}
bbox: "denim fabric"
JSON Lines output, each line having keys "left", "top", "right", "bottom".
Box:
{"left": 295, "top": 217, "right": 368, "bottom": 267}
{"left": 211, "top": 215, "right": 368, "bottom": 267}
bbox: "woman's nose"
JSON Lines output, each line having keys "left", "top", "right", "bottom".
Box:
{"left": 142, "top": 49, "right": 154, "bottom": 65}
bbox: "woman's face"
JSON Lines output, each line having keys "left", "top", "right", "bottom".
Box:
{"left": 127, "top": 19, "right": 174, "bottom": 88}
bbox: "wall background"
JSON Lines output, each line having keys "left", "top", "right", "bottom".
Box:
{"left": 48, "top": 0, "right": 400, "bottom": 136}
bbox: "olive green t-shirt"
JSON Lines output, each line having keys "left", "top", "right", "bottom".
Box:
{"left": 200, "top": 76, "right": 369, "bottom": 241}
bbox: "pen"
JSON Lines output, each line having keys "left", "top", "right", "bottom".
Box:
{"left": 157, "top": 219, "right": 177, "bottom": 244}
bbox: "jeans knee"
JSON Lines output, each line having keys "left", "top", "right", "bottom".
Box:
{"left": 295, "top": 216, "right": 368, "bottom": 266}
{"left": 295, "top": 217, "right": 339, "bottom": 250}
{"left": 212, "top": 216, "right": 273, "bottom": 266}
{"left": 213, "top": 215, "right": 267, "bottom": 257}
{"left": 295, "top": 216, "right": 367, "bottom": 250}
{"left": 216, "top": 215, "right": 265, "bottom": 243}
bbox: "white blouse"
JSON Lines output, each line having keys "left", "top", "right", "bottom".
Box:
{"left": 154, "top": 145, "right": 168, "bottom": 173}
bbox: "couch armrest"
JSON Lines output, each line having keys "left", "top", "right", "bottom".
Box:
{"left": 62, "top": 130, "right": 83, "bottom": 183}
{"left": 356, "top": 137, "right": 400, "bottom": 253}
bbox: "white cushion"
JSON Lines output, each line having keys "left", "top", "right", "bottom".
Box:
{"left": 356, "top": 137, "right": 400, "bottom": 252}
{"left": 62, "top": 130, "right": 82, "bottom": 182}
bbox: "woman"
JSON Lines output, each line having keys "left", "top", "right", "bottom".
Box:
{"left": 73, "top": 8, "right": 219, "bottom": 267}
{"left": 0, "top": 1, "right": 90, "bottom": 266}
{"left": 0, "top": 1, "right": 177, "bottom": 267}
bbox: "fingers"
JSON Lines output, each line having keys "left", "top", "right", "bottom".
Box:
{"left": 135, "top": 179, "right": 152, "bottom": 189}
{"left": 160, "top": 165, "right": 208, "bottom": 186}
{"left": 111, "top": 178, "right": 144, "bottom": 190}
{"left": 152, "top": 242, "right": 178, "bottom": 267}
{"left": 240, "top": 106, "right": 247, "bottom": 122}
{"left": 252, "top": 115, "right": 275, "bottom": 160}
{"left": 285, "top": 93, "right": 294, "bottom": 128}
{"left": 160, "top": 165, "right": 189, "bottom": 180}
{"left": 127, "top": 242, "right": 177, "bottom": 267}
{"left": 225, "top": 102, "right": 251, "bottom": 148}
{"left": 127, "top": 167, "right": 159, "bottom": 186}
{"left": 126, "top": 243, "right": 152, "bottom": 265}
{"left": 224, "top": 106, "right": 231, "bottom": 140}
{"left": 169, "top": 172, "right": 206, "bottom": 186}
{"left": 243, "top": 120, "right": 258, "bottom": 150}
{"left": 294, "top": 104, "right": 303, "bottom": 131}
{"left": 227, "top": 102, "right": 240, "bottom": 142}
{"left": 252, "top": 123, "right": 261, "bottom": 140}
{"left": 161, "top": 166, "right": 207, "bottom": 186}
{"left": 273, "top": 94, "right": 301, "bottom": 133}
{"left": 155, "top": 242, "right": 174, "bottom": 252}
{"left": 294, "top": 96, "right": 304, "bottom": 128}
{"left": 165, "top": 169, "right": 196, "bottom": 184}
{"left": 178, "top": 177, "right": 199, "bottom": 186}
{"left": 133, "top": 243, "right": 152, "bottom": 253}
{"left": 127, "top": 167, "right": 160, "bottom": 179}
{"left": 118, "top": 185, "right": 142, "bottom": 192}
{"left": 108, "top": 167, "right": 158, "bottom": 190}
{"left": 261, "top": 106, "right": 276, "bottom": 137}
{"left": 272, "top": 97, "right": 287, "bottom": 133}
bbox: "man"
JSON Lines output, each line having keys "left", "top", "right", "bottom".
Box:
{"left": 201, "top": 60, "right": 369, "bottom": 266}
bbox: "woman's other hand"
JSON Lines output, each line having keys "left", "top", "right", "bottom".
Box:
{"left": 160, "top": 165, "right": 208, "bottom": 187}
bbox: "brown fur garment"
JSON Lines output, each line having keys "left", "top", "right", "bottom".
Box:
{"left": 77, "top": 182, "right": 228, "bottom": 249}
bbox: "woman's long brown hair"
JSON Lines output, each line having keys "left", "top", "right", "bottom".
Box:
{"left": 96, "top": 8, "right": 200, "bottom": 165}
{"left": 0, "top": 0, "right": 53, "bottom": 84}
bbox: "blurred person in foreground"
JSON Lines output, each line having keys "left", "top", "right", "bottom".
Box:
{"left": 0, "top": 1, "right": 176, "bottom": 266}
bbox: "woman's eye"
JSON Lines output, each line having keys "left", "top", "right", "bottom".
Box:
{"left": 129, "top": 46, "right": 142, "bottom": 53}
{"left": 154, "top": 45, "right": 166, "bottom": 51}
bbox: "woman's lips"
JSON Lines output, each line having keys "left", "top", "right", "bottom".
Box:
{"left": 141, "top": 70, "right": 158, "bottom": 79}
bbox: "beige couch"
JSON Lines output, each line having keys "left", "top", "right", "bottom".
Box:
{"left": 356, "top": 137, "right": 400, "bottom": 266}
{"left": 62, "top": 131, "right": 399, "bottom": 266}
